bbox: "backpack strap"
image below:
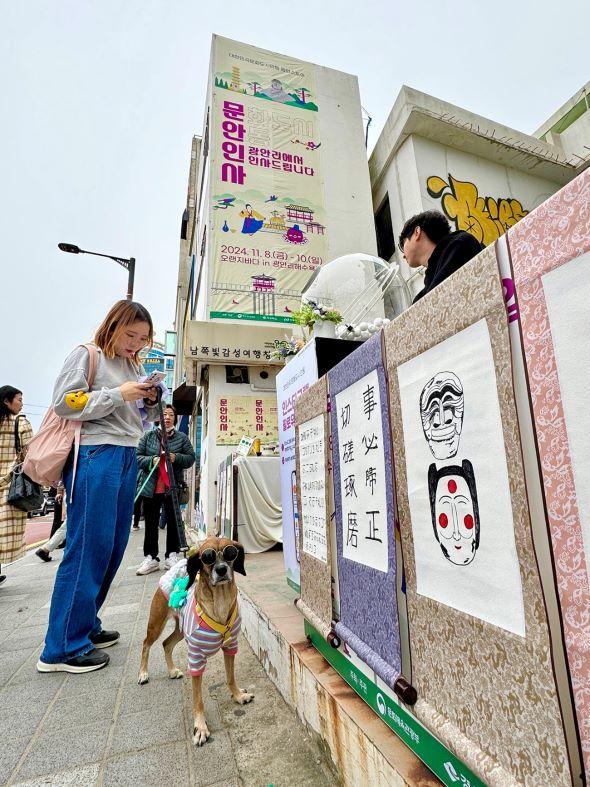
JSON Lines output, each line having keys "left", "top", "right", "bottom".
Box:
{"left": 84, "top": 343, "right": 99, "bottom": 388}
{"left": 69, "top": 343, "right": 100, "bottom": 503}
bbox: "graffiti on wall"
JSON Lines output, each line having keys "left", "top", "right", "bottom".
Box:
{"left": 427, "top": 174, "right": 529, "bottom": 246}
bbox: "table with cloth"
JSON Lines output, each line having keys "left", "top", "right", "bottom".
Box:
{"left": 233, "top": 456, "right": 282, "bottom": 553}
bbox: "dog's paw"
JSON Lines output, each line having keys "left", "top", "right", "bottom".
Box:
{"left": 168, "top": 667, "right": 184, "bottom": 680}
{"left": 193, "top": 721, "right": 210, "bottom": 746}
{"left": 232, "top": 688, "right": 254, "bottom": 705}
{"left": 137, "top": 671, "right": 149, "bottom": 685}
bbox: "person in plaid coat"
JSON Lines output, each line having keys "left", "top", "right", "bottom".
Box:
{"left": 0, "top": 386, "right": 33, "bottom": 581}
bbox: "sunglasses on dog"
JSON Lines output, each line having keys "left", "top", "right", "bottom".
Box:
{"left": 200, "top": 545, "right": 239, "bottom": 565}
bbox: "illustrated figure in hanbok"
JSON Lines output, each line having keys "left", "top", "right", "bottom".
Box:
{"left": 240, "top": 204, "right": 264, "bottom": 235}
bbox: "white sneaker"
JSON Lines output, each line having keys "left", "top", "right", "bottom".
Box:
{"left": 136, "top": 556, "right": 160, "bottom": 576}
{"left": 163, "top": 552, "right": 180, "bottom": 570}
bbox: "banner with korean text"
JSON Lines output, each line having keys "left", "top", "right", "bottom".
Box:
{"left": 216, "top": 395, "right": 278, "bottom": 447}
{"left": 209, "top": 36, "right": 327, "bottom": 324}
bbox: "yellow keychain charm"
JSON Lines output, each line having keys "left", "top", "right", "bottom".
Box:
{"left": 65, "top": 391, "right": 88, "bottom": 411}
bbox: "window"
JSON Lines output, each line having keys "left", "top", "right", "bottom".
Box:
{"left": 225, "top": 366, "right": 249, "bottom": 384}
{"left": 375, "top": 195, "right": 395, "bottom": 261}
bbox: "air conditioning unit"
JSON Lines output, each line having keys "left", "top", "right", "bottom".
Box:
{"left": 250, "top": 367, "right": 276, "bottom": 392}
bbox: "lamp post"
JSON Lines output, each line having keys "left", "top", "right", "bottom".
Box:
{"left": 58, "top": 243, "right": 136, "bottom": 300}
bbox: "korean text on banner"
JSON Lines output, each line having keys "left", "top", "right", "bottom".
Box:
{"left": 210, "top": 38, "right": 327, "bottom": 324}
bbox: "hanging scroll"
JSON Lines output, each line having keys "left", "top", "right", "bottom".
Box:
{"left": 385, "top": 245, "right": 572, "bottom": 786}
{"left": 329, "top": 333, "right": 403, "bottom": 691}
{"left": 507, "top": 169, "right": 590, "bottom": 781}
{"left": 294, "top": 376, "right": 333, "bottom": 640}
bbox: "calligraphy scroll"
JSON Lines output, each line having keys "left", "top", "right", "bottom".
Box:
{"left": 294, "top": 376, "right": 333, "bottom": 640}
{"left": 329, "top": 333, "right": 402, "bottom": 690}
{"left": 507, "top": 169, "right": 590, "bottom": 781}
{"left": 385, "top": 245, "right": 572, "bottom": 786}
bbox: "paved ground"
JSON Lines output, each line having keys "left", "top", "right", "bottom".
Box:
{"left": 0, "top": 528, "right": 339, "bottom": 786}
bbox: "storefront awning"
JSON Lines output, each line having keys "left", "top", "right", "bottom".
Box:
{"left": 172, "top": 382, "right": 198, "bottom": 416}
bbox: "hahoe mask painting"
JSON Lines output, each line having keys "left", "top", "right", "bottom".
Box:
{"left": 397, "top": 319, "right": 526, "bottom": 637}
{"left": 419, "top": 372, "right": 464, "bottom": 460}
{"left": 428, "top": 460, "right": 480, "bottom": 566}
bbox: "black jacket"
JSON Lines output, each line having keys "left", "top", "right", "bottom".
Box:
{"left": 136, "top": 428, "right": 196, "bottom": 498}
{"left": 413, "top": 231, "right": 484, "bottom": 304}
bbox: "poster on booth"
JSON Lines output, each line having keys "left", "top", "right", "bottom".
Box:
{"left": 276, "top": 340, "right": 319, "bottom": 591}
{"left": 209, "top": 37, "right": 327, "bottom": 324}
{"left": 397, "top": 319, "right": 526, "bottom": 637}
{"left": 334, "top": 369, "right": 389, "bottom": 573}
{"left": 216, "top": 395, "right": 278, "bottom": 446}
{"left": 298, "top": 413, "right": 327, "bottom": 563}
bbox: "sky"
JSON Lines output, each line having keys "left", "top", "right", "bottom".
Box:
{"left": 1, "top": 0, "right": 587, "bottom": 430}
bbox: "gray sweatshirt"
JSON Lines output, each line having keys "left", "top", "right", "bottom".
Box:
{"left": 53, "top": 345, "right": 158, "bottom": 447}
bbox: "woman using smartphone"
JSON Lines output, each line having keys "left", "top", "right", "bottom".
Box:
{"left": 38, "top": 301, "right": 159, "bottom": 674}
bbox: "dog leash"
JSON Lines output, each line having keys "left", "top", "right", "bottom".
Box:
{"left": 134, "top": 458, "right": 160, "bottom": 504}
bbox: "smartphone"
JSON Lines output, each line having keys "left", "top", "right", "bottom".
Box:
{"left": 144, "top": 370, "right": 166, "bottom": 385}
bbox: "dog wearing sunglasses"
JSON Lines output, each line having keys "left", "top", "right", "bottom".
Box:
{"left": 138, "top": 537, "right": 254, "bottom": 745}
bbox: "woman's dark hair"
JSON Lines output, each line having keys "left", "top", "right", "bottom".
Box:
{"left": 0, "top": 386, "right": 22, "bottom": 424}
{"left": 398, "top": 210, "right": 451, "bottom": 249}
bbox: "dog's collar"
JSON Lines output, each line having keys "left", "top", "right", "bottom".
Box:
{"left": 195, "top": 599, "right": 238, "bottom": 642}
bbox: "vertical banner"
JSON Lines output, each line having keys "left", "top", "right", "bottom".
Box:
{"left": 329, "top": 333, "right": 402, "bottom": 690}
{"left": 295, "top": 377, "right": 334, "bottom": 639}
{"left": 210, "top": 37, "right": 327, "bottom": 323}
{"left": 385, "top": 246, "right": 573, "bottom": 787}
{"left": 276, "top": 341, "right": 319, "bottom": 590}
{"left": 507, "top": 169, "right": 590, "bottom": 781}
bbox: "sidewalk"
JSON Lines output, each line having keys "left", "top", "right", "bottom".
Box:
{"left": 0, "top": 530, "right": 339, "bottom": 787}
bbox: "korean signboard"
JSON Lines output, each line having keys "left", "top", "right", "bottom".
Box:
{"left": 209, "top": 37, "right": 328, "bottom": 324}
{"left": 184, "top": 320, "right": 293, "bottom": 366}
{"left": 216, "top": 395, "right": 278, "bottom": 446}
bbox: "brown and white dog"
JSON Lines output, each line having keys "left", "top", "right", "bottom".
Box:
{"left": 138, "top": 537, "right": 254, "bottom": 745}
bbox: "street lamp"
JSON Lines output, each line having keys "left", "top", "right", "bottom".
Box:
{"left": 58, "top": 243, "right": 136, "bottom": 300}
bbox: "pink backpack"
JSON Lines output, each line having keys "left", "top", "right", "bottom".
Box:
{"left": 23, "top": 344, "right": 99, "bottom": 493}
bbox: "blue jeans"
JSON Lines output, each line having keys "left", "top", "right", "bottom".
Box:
{"left": 41, "top": 445, "right": 136, "bottom": 663}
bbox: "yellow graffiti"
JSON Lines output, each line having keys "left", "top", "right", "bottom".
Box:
{"left": 427, "top": 174, "right": 529, "bottom": 246}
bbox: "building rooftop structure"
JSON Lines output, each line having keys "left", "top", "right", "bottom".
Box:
{"left": 369, "top": 85, "right": 583, "bottom": 194}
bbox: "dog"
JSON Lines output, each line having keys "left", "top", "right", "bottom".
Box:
{"left": 138, "top": 537, "right": 254, "bottom": 745}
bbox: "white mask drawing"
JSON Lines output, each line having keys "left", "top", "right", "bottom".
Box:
{"left": 420, "top": 372, "right": 464, "bottom": 460}
{"left": 428, "top": 461, "right": 480, "bottom": 566}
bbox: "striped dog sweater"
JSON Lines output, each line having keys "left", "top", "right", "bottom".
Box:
{"left": 160, "top": 561, "right": 240, "bottom": 677}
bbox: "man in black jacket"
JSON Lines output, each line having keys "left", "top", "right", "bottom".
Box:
{"left": 398, "top": 211, "right": 483, "bottom": 304}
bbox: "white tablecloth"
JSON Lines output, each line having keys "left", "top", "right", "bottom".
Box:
{"left": 234, "top": 456, "right": 282, "bottom": 553}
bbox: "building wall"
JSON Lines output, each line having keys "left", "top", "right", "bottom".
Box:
{"left": 372, "top": 133, "right": 563, "bottom": 297}
{"left": 313, "top": 65, "right": 377, "bottom": 261}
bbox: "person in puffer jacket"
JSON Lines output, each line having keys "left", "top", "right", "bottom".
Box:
{"left": 135, "top": 404, "right": 195, "bottom": 575}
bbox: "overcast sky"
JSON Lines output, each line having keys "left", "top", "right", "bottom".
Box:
{"left": 1, "top": 0, "right": 587, "bottom": 429}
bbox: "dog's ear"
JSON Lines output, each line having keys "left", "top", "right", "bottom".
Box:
{"left": 232, "top": 542, "right": 246, "bottom": 576}
{"left": 186, "top": 549, "right": 202, "bottom": 588}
